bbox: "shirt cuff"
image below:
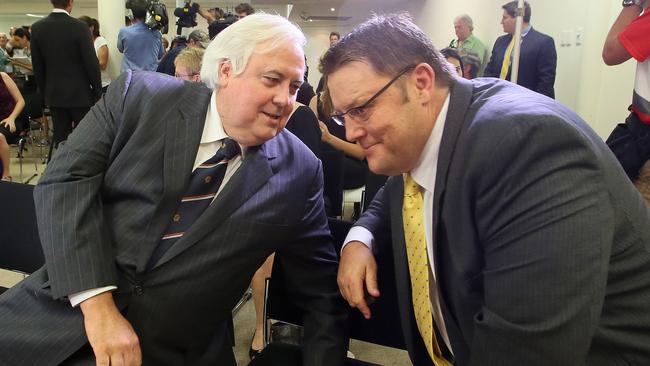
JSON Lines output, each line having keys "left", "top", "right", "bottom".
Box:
{"left": 69, "top": 286, "right": 117, "bottom": 307}
{"left": 341, "top": 226, "right": 375, "bottom": 255}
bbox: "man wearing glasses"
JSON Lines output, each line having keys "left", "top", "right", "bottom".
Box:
{"left": 328, "top": 14, "right": 650, "bottom": 366}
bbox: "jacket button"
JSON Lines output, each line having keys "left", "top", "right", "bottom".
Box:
{"left": 134, "top": 285, "right": 144, "bottom": 295}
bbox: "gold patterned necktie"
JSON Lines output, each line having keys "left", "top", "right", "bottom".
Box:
{"left": 499, "top": 37, "right": 515, "bottom": 79}
{"left": 402, "top": 174, "right": 451, "bottom": 365}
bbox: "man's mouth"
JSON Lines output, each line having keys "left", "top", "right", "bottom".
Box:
{"left": 262, "top": 112, "right": 282, "bottom": 120}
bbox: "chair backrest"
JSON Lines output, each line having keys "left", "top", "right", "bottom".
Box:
{"left": 266, "top": 217, "right": 406, "bottom": 350}
{"left": 362, "top": 172, "right": 388, "bottom": 213}
{"left": 0, "top": 181, "right": 45, "bottom": 273}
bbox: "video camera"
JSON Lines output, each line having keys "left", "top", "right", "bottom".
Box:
{"left": 174, "top": 1, "right": 200, "bottom": 35}
{"left": 125, "top": 0, "right": 169, "bottom": 34}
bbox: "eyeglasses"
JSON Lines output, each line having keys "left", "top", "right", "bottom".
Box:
{"left": 175, "top": 73, "right": 198, "bottom": 80}
{"left": 330, "top": 65, "right": 415, "bottom": 126}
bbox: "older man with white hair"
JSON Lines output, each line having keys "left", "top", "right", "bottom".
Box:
{"left": 450, "top": 14, "right": 489, "bottom": 76}
{"left": 0, "top": 13, "right": 348, "bottom": 366}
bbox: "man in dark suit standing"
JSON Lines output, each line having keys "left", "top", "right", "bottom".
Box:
{"left": 484, "top": 1, "right": 557, "bottom": 98}
{"left": 0, "top": 13, "right": 347, "bottom": 366}
{"left": 328, "top": 14, "right": 650, "bottom": 366}
{"left": 31, "top": 0, "right": 101, "bottom": 147}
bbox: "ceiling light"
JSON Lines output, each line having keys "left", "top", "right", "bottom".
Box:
{"left": 26, "top": 13, "right": 45, "bottom": 18}
{"left": 331, "top": 8, "right": 335, "bottom": 12}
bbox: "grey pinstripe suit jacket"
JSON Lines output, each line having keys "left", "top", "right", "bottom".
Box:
{"left": 356, "top": 77, "right": 650, "bottom": 366}
{"left": 0, "top": 71, "right": 348, "bottom": 365}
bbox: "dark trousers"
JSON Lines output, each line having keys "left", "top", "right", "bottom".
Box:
{"left": 606, "top": 111, "right": 650, "bottom": 180}
{"left": 50, "top": 107, "right": 90, "bottom": 147}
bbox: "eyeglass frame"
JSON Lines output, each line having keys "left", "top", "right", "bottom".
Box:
{"left": 175, "top": 73, "right": 199, "bottom": 80}
{"left": 330, "top": 65, "right": 416, "bottom": 126}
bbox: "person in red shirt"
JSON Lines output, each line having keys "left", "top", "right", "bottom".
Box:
{"left": 603, "top": 1, "right": 650, "bottom": 202}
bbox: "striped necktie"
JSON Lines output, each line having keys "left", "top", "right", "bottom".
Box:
{"left": 499, "top": 36, "right": 515, "bottom": 79}
{"left": 403, "top": 174, "right": 452, "bottom": 365}
{"left": 147, "top": 138, "right": 240, "bottom": 269}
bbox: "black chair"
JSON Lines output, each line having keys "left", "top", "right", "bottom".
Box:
{"left": 250, "top": 218, "right": 405, "bottom": 366}
{"left": 0, "top": 181, "right": 45, "bottom": 293}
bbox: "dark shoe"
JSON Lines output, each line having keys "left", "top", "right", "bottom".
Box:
{"left": 249, "top": 332, "right": 264, "bottom": 360}
{"left": 249, "top": 345, "right": 263, "bottom": 360}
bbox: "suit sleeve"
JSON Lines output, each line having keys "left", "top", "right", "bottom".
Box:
{"left": 276, "top": 160, "right": 348, "bottom": 366}
{"left": 34, "top": 72, "right": 132, "bottom": 300}
{"left": 77, "top": 22, "right": 102, "bottom": 99}
{"left": 354, "top": 179, "right": 393, "bottom": 253}
{"left": 534, "top": 36, "right": 557, "bottom": 99}
{"left": 466, "top": 115, "right": 613, "bottom": 365}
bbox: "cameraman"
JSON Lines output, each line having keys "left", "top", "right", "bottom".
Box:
{"left": 196, "top": 2, "right": 254, "bottom": 39}
{"left": 118, "top": 0, "right": 164, "bottom": 72}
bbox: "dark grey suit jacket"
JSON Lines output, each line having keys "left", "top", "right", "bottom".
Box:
{"left": 484, "top": 28, "right": 557, "bottom": 99}
{"left": 357, "top": 77, "right": 650, "bottom": 366}
{"left": 30, "top": 12, "right": 102, "bottom": 107}
{"left": 0, "top": 71, "right": 347, "bottom": 365}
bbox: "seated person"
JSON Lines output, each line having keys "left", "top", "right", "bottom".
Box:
{"left": 173, "top": 46, "right": 204, "bottom": 83}
{"left": 310, "top": 86, "right": 367, "bottom": 190}
{"left": 440, "top": 47, "right": 464, "bottom": 77}
{"left": 0, "top": 71, "right": 25, "bottom": 181}
{"left": 459, "top": 49, "right": 481, "bottom": 79}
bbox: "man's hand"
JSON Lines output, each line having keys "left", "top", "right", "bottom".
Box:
{"left": 79, "top": 292, "right": 142, "bottom": 366}
{"left": 337, "top": 241, "right": 380, "bottom": 319}
{"left": 0, "top": 118, "right": 16, "bottom": 133}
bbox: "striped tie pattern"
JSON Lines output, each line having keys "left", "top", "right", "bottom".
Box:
{"left": 403, "top": 174, "right": 452, "bottom": 366}
{"left": 147, "top": 138, "right": 240, "bottom": 269}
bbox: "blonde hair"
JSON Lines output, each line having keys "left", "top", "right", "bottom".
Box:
{"left": 174, "top": 47, "right": 205, "bottom": 75}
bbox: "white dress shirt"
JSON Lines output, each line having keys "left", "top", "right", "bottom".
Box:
{"left": 343, "top": 94, "right": 453, "bottom": 353}
{"left": 69, "top": 91, "right": 242, "bottom": 306}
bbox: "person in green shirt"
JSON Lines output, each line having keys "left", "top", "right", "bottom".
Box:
{"left": 449, "top": 14, "right": 489, "bottom": 76}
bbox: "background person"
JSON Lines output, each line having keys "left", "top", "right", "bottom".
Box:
{"left": 484, "top": 1, "right": 557, "bottom": 98}
{"left": 602, "top": 0, "right": 650, "bottom": 205}
{"left": 449, "top": 14, "right": 488, "bottom": 76}
{"left": 79, "top": 16, "right": 111, "bottom": 93}
{"left": 117, "top": 0, "right": 164, "bottom": 72}
{"left": 0, "top": 71, "right": 25, "bottom": 181}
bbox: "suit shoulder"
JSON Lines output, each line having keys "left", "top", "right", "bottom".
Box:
{"left": 271, "top": 129, "right": 320, "bottom": 165}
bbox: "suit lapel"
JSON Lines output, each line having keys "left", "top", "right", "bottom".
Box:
{"left": 431, "top": 78, "right": 474, "bottom": 346}
{"left": 136, "top": 83, "right": 209, "bottom": 272}
{"left": 152, "top": 142, "right": 275, "bottom": 269}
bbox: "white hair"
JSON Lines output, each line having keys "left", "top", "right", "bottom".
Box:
{"left": 454, "top": 14, "right": 474, "bottom": 32}
{"left": 200, "top": 13, "right": 306, "bottom": 90}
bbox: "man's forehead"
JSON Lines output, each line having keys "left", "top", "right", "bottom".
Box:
{"left": 328, "top": 61, "right": 379, "bottom": 109}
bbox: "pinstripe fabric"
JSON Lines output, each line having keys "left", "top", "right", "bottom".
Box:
{"left": 355, "top": 77, "right": 650, "bottom": 366}
{"left": 147, "top": 138, "right": 240, "bottom": 269}
{"left": 0, "top": 70, "right": 348, "bottom": 366}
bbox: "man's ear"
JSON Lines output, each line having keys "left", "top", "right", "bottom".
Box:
{"left": 412, "top": 63, "right": 435, "bottom": 103}
{"left": 218, "top": 60, "right": 232, "bottom": 87}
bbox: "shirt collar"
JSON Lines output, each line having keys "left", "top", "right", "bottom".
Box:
{"left": 202, "top": 91, "right": 227, "bottom": 144}
{"left": 52, "top": 8, "right": 70, "bottom": 15}
{"left": 408, "top": 93, "right": 451, "bottom": 193}
{"left": 521, "top": 25, "right": 532, "bottom": 37}
{"left": 203, "top": 91, "right": 247, "bottom": 155}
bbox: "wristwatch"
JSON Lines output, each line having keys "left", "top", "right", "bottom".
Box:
{"left": 622, "top": 0, "right": 645, "bottom": 8}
